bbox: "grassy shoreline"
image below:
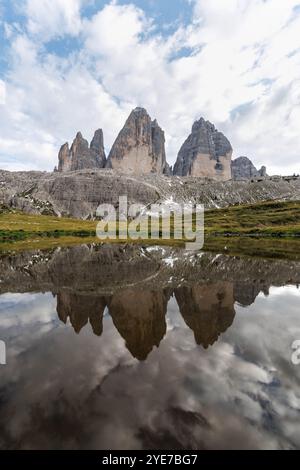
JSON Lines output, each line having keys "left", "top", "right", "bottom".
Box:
{"left": 1, "top": 200, "right": 299, "bottom": 258}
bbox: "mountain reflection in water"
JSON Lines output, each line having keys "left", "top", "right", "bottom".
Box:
{"left": 56, "top": 283, "right": 235, "bottom": 359}
{"left": 0, "top": 244, "right": 300, "bottom": 450}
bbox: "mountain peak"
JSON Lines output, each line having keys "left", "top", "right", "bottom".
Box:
{"left": 173, "top": 117, "right": 232, "bottom": 180}
{"left": 106, "top": 108, "right": 168, "bottom": 175}
{"left": 57, "top": 129, "right": 106, "bottom": 172}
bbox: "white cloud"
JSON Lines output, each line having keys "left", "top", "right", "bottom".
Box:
{"left": 80, "top": 0, "right": 300, "bottom": 174}
{"left": 0, "top": 80, "right": 6, "bottom": 105}
{"left": 84, "top": 2, "right": 150, "bottom": 54}
{"left": 0, "top": 33, "right": 123, "bottom": 170}
{"left": 1, "top": 0, "right": 300, "bottom": 174}
{"left": 25, "top": 0, "right": 84, "bottom": 41}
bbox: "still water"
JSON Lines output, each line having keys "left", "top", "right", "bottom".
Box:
{"left": 0, "top": 244, "right": 300, "bottom": 449}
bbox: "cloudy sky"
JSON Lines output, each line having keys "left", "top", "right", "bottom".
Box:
{"left": 0, "top": 0, "right": 300, "bottom": 175}
{"left": 1, "top": 284, "right": 300, "bottom": 449}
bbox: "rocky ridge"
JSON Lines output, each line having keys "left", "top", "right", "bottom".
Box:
{"left": 0, "top": 169, "right": 299, "bottom": 218}
{"left": 57, "top": 110, "right": 235, "bottom": 180}
{"left": 57, "top": 129, "right": 106, "bottom": 172}
{"left": 232, "top": 156, "right": 267, "bottom": 180}
{"left": 55, "top": 108, "right": 274, "bottom": 182}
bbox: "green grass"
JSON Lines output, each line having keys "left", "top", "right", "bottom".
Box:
{"left": 204, "top": 200, "right": 300, "bottom": 237}
{"left": 0, "top": 207, "right": 97, "bottom": 232}
{"left": 1, "top": 200, "right": 300, "bottom": 258}
{"left": 202, "top": 200, "right": 300, "bottom": 260}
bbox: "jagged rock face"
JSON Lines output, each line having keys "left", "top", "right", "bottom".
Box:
{"left": 69, "top": 132, "right": 91, "bottom": 171}
{"left": 58, "top": 143, "right": 71, "bottom": 172}
{"left": 173, "top": 118, "right": 233, "bottom": 180}
{"left": 231, "top": 156, "right": 267, "bottom": 180}
{"left": 89, "top": 129, "right": 106, "bottom": 168}
{"left": 58, "top": 130, "right": 106, "bottom": 172}
{"left": 106, "top": 108, "right": 168, "bottom": 175}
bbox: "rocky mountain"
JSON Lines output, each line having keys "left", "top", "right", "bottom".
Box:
{"left": 173, "top": 117, "right": 233, "bottom": 180}
{"left": 231, "top": 156, "right": 267, "bottom": 180}
{"left": 54, "top": 111, "right": 272, "bottom": 181}
{"left": 106, "top": 107, "right": 169, "bottom": 175}
{"left": 57, "top": 129, "right": 106, "bottom": 172}
{"left": 1, "top": 169, "right": 299, "bottom": 218}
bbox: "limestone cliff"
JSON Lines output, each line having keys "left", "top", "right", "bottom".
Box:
{"left": 231, "top": 156, "right": 267, "bottom": 180}
{"left": 106, "top": 108, "right": 169, "bottom": 175}
{"left": 173, "top": 118, "right": 232, "bottom": 180}
{"left": 58, "top": 129, "right": 106, "bottom": 172}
